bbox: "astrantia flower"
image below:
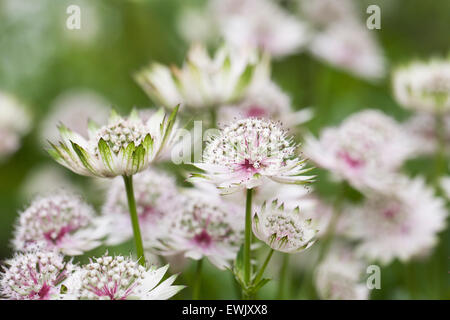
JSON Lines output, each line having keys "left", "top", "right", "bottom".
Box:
{"left": 300, "top": 0, "right": 359, "bottom": 28}
{"left": 213, "top": 0, "right": 310, "bottom": 58}
{"left": 135, "top": 44, "right": 260, "bottom": 110}
{"left": 102, "top": 169, "right": 181, "bottom": 245}
{"left": 403, "top": 112, "right": 450, "bottom": 156}
{"left": 252, "top": 200, "right": 317, "bottom": 253}
{"left": 12, "top": 192, "right": 107, "bottom": 255}
{"left": 64, "top": 255, "right": 183, "bottom": 300}
{"left": 154, "top": 193, "right": 244, "bottom": 269}
{"left": 393, "top": 58, "right": 450, "bottom": 113}
{"left": 345, "top": 176, "right": 448, "bottom": 265}
{"left": 315, "top": 243, "right": 369, "bottom": 300}
{"left": 0, "top": 91, "right": 31, "bottom": 160}
{"left": 190, "top": 118, "right": 314, "bottom": 194}
{"left": 304, "top": 109, "right": 413, "bottom": 190}
{"left": 0, "top": 249, "right": 74, "bottom": 300}
{"left": 309, "top": 22, "right": 385, "bottom": 80}
{"left": 48, "top": 107, "right": 178, "bottom": 178}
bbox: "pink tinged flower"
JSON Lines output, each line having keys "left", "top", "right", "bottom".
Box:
{"left": 0, "top": 250, "right": 74, "bottom": 300}
{"left": 304, "top": 109, "right": 414, "bottom": 191}
{"left": 65, "top": 255, "right": 184, "bottom": 300}
{"left": 393, "top": 58, "right": 450, "bottom": 113}
{"left": 47, "top": 107, "right": 179, "bottom": 178}
{"left": 252, "top": 199, "right": 318, "bottom": 253}
{"left": 102, "top": 169, "right": 182, "bottom": 245}
{"left": 344, "top": 176, "right": 448, "bottom": 265}
{"left": 315, "top": 243, "right": 369, "bottom": 300}
{"left": 12, "top": 192, "right": 107, "bottom": 256}
{"left": 189, "top": 118, "right": 315, "bottom": 194}
{"left": 154, "top": 193, "right": 244, "bottom": 269}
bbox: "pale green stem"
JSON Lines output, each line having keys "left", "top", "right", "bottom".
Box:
{"left": 277, "top": 254, "right": 290, "bottom": 299}
{"left": 123, "top": 175, "right": 145, "bottom": 267}
{"left": 253, "top": 249, "right": 274, "bottom": 285}
{"left": 192, "top": 259, "right": 203, "bottom": 300}
{"left": 243, "top": 188, "right": 253, "bottom": 299}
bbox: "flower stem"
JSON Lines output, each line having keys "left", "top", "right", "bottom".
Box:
{"left": 433, "top": 114, "right": 446, "bottom": 189}
{"left": 253, "top": 249, "right": 274, "bottom": 285}
{"left": 243, "top": 188, "right": 253, "bottom": 299}
{"left": 276, "top": 254, "right": 290, "bottom": 299}
{"left": 122, "top": 175, "right": 146, "bottom": 267}
{"left": 193, "top": 259, "right": 203, "bottom": 300}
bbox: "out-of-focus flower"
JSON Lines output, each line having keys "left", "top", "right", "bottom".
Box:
{"left": 64, "top": 255, "right": 184, "bottom": 300}
{"left": 154, "top": 192, "right": 244, "bottom": 269}
{"left": 393, "top": 58, "right": 450, "bottom": 113}
{"left": 177, "top": 7, "right": 219, "bottom": 45}
{"left": 309, "top": 22, "right": 385, "bottom": 80}
{"left": 299, "top": 0, "right": 359, "bottom": 28}
{"left": 0, "top": 249, "right": 74, "bottom": 300}
{"left": 345, "top": 176, "right": 448, "bottom": 265}
{"left": 40, "top": 89, "right": 110, "bottom": 144}
{"left": 305, "top": 109, "right": 413, "bottom": 190}
{"left": 213, "top": 0, "right": 310, "bottom": 58}
{"left": 315, "top": 243, "right": 369, "bottom": 300}
{"left": 102, "top": 169, "right": 181, "bottom": 245}
{"left": 252, "top": 199, "right": 317, "bottom": 253}
{"left": 403, "top": 112, "right": 450, "bottom": 156}
{"left": 190, "top": 118, "right": 314, "bottom": 194}
{"left": 135, "top": 44, "right": 261, "bottom": 110}
{"left": 48, "top": 107, "right": 179, "bottom": 178}
{"left": 441, "top": 176, "right": 450, "bottom": 200}
{"left": 12, "top": 192, "right": 107, "bottom": 255}
{"left": 0, "top": 91, "right": 31, "bottom": 160}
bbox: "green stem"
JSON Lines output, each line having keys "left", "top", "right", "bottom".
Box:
{"left": 277, "top": 254, "right": 290, "bottom": 299}
{"left": 434, "top": 114, "right": 446, "bottom": 188}
{"left": 243, "top": 188, "right": 253, "bottom": 299}
{"left": 122, "top": 175, "right": 146, "bottom": 266}
{"left": 192, "top": 259, "right": 203, "bottom": 300}
{"left": 253, "top": 249, "right": 274, "bottom": 285}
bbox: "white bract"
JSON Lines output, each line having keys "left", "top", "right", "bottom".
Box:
{"left": 48, "top": 107, "right": 179, "bottom": 178}
{"left": 135, "top": 44, "right": 260, "bottom": 110}
{"left": 393, "top": 58, "right": 450, "bottom": 113}
{"left": 252, "top": 199, "right": 317, "bottom": 253}
{"left": 64, "top": 255, "right": 184, "bottom": 300}
{"left": 190, "top": 118, "right": 314, "bottom": 194}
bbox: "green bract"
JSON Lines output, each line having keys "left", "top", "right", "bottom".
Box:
{"left": 48, "top": 106, "right": 179, "bottom": 178}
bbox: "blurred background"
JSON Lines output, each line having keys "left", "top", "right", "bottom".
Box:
{"left": 0, "top": 0, "right": 449, "bottom": 299}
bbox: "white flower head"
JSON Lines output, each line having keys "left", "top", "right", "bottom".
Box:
{"left": 315, "top": 243, "right": 369, "bottom": 300}
{"left": 309, "top": 22, "right": 386, "bottom": 80}
{"left": 65, "top": 254, "right": 184, "bottom": 300}
{"left": 154, "top": 193, "right": 244, "bottom": 269}
{"left": 0, "top": 249, "right": 74, "bottom": 300}
{"left": 213, "top": 0, "right": 310, "bottom": 58}
{"left": 48, "top": 107, "right": 179, "bottom": 178}
{"left": 102, "top": 169, "right": 181, "bottom": 245}
{"left": 252, "top": 199, "right": 318, "bottom": 253}
{"left": 135, "top": 43, "right": 261, "bottom": 110}
{"left": 345, "top": 176, "right": 448, "bottom": 265}
{"left": 393, "top": 58, "right": 450, "bottom": 113}
{"left": 190, "top": 118, "right": 315, "bottom": 194}
{"left": 305, "top": 109, "right": 413, "bottom": 190}
{"left": 12, "top": 192, "right": 107, "bottom": 256}
{"left": 0, "top": 91, "right": 32, "bottom": 160}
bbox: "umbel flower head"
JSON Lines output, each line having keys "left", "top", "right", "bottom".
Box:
{"left": 252, "top": 199, "right": 318, "bottom": 253}
{"left": 190, "top": 118, "right": 314, "bottom": 194}
{"left": 0, "top": 249, "right": 74, "bottom": 300}
{"left": 12, "top": 192, "right": 107, "bottom": 256}
{"left": 48, "top": 107, "right": 179, "bottom": 178}
{"left": 154, "top": 192, "right": 244, "bottom": 269}
{"left": 345, "top": 176, "right": 448, "bottom": 265}
{"left": 64, "top": 254, "right": 183, "bottom": 300}
{"left": 315, "top": 242, "right": 369, "bottom": 300}
{"left": 304, "top": 109, "right": 413, "bottom": 190}
{"left": 393, "top": 58, "right": 450, "bottom": 113}
{"left": 135, "top": 43, "right": 260, "bottom": 110}
{"left": 102, "top": 169, "right": 181, "bottom": 245}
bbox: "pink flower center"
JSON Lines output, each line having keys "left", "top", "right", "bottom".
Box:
{"left": 246, "top": 105, "right": 267, "bottom": 118}
{"left": 44, "top": 225, "right": 74, "bottom": 244}
{"left": 193, "top": 229, "right": 212, "bottom": 248}
{"left": 239, "top": 159, "right": 260, "bottom": 173}
{"left": 337, "top": 151, "right": 364, "bottom": 169}
{"left": 29, "top": 283, "right": 52, "bottom": 300}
